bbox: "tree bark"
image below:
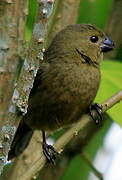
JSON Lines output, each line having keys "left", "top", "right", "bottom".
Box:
{"left": 0, "top": 0, "right": 28, "bottom": 174}
{"left": 0, "top": 0, "right": 54, "bottom": 177}
{"left": 105, "top": 0, "right": 122, "bottom": 59}
{"left": 47, "top": 0, "right": 81, "bottom": 44}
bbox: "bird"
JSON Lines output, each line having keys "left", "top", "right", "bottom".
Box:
{"left": 8, "top": 24, "right": 114, "bottom": 163}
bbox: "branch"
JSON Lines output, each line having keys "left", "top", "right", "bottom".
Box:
{"left": 38, "top": 113, "right": 110, "bottom": 180}
{"left": 0, "top": 0, "right": 28, "bottom": 174}
{"left": 19, "top": 90, "right": 122, "bottom": 180}
{"left": 0, "top": 0, "right": 54, "bottom": 176}
{"left": 81, "top": 152, "right": 103, "bottom": 180}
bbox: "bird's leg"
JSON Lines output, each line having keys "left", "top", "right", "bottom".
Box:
{"left": 88, "top": 103, "right": 102, "bottom": 124}
{"left": 42, "top": 131, "right": 57, "bottom": 164}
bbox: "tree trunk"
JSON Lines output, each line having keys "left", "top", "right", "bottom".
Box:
{"left": 0, "top": 0, "right": 28, "bottom": 174}
{"left": 105, "top": 0, "right": 122, "bottom": 59}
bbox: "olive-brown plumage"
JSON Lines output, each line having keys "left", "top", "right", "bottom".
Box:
{"left": 8, "top": 24, "right": 114, "bottom": 160}
{"left": 25, "top": 24, "right": 104, "bottom": 130}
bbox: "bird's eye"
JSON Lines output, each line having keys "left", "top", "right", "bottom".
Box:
{"left": 90, "top": 36, "right": 98, "bottom": 43}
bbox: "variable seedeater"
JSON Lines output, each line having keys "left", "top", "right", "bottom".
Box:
{"left": 8, "top": 24, "right": 114, "bottom": 163}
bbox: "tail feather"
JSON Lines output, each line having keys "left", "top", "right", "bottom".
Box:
{"left": 8, "top": 121, "right": 33, "bottom": 160}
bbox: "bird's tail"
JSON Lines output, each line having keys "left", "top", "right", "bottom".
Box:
{"left": 8, "top": 121, "right": 33, "bottom": 160}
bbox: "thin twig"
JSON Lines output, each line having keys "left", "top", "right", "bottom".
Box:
{"left": 81, "top": 152, "right": 103, "bottom": 180}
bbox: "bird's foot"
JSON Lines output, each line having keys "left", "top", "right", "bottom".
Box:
{"left": 42, "top": 142, "right": 57, "bottom": 164}
{"left": 88, "top": 103, "right": 102, "bottom": 125}
{"left": 42, "top": 131, "right": 58, "bottom": 164}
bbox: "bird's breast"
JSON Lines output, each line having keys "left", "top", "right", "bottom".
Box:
{"left": 43, "top": 63, "right": 100, "bottom": 129}
{"left": 50, "top": 63, "right": 101, "bottom": 105}
{"left": 25, "top": 63, "right": 101, "bottom": 131}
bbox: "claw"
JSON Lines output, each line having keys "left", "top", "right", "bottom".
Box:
{"left": 42, "top": 142, "right": 56, "bottom": 164}
{"left": 89, "top": 103, "right": 102, "bottom": 125}
{"left": 42, "top": 131, "right": 58, "bottom": 164}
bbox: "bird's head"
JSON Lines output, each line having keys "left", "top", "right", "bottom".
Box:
{"left": 46, "top": 24, "right": 114, "bottom": 66}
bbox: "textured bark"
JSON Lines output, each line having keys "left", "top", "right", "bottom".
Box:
{"left": 0, "top": 0, "right": 54, "bottom": 177}
{"left": 0, "top": 0, "right": 28, "bottom": 174}
{"left": 1, "top": 0, "right": 55, "bottom": 179}
{"left": 47, "top": 0, "right": 81, "bottom": 44}
{"left": 3, "top": 131, "right": 42, "bottom": 180}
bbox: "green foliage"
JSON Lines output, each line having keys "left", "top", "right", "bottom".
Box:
{"left": 116, "top": 44, "right": 122, "bottom": 60}
{"left": 77, "top": 0, "right": 113, "bottom": 29}
{"left": 24, "top": 0, "right": 37, "bottom": 42}
{"left": 96, "top": 60, "right": 122, "bottom": 126}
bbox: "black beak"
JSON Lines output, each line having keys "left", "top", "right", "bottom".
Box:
{"left": 101, "top": 37, "right": 114, "bottom": 52}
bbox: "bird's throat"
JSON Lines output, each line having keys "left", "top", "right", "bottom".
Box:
{"left": 75, "top": 48, "right": 99, "bottom": 68}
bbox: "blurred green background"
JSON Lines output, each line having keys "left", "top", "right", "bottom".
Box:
{"left": 77, "top": 0, "right": 113, "bottom": 29}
